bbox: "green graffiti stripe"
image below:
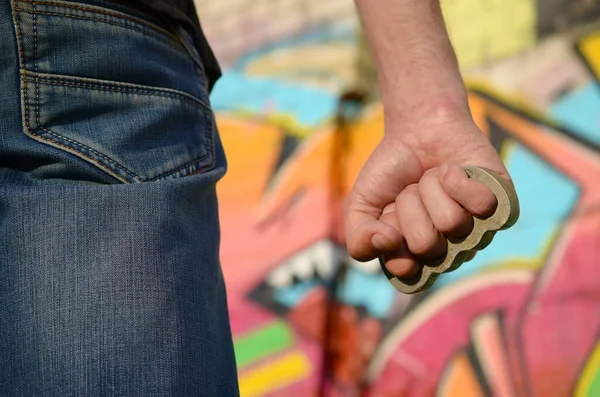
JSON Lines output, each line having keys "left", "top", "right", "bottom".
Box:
{"left": 234, "top": 321, "right": 294, "bottom": 368}
{"left": 575, "top": 340, "right": 600, "bottom": 397}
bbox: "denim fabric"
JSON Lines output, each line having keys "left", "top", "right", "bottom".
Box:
{"left": 0, "top": 0, "right": 239, "bottom": 395}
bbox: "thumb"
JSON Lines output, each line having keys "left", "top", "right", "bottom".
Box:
{"left": 343, "top": 196, "right": 402, "bottom": 261}
{"left": 343, "top": 139, "right": 422, "bottom": 261}
{"left": 455, "top": 138, "right": 513, "bottom": 182}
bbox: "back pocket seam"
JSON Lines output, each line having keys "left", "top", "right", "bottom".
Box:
{"left": 16, "top": 0, "right": 186, "bottom": 54}
{"left": 26, "top": 73, "right": 141, "bottom": 182}
{"left": 20, "top": 9, "right": 184, "bottom": 55}
{"left": 29, "top": 73, "right": 213, "bottom": 111}
{"left": 13, "top": 1, "right": 216, "bottom": 183}
{"left": 25, "top": 72, "right": 216, "bottom": 183}
{"left": 14, "top": 3, "right": 134, "bottom": 182}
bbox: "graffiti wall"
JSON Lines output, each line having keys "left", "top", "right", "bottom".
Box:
{"left": 193, "top": 0, "right": 600, "bottom": 396}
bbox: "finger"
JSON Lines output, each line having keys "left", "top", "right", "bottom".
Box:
{"left": 343, "top": 191, "right": 403, "bottom": 262}
{"left": 343, "top": 140, "right": 423, "bottom": 261}
{"left": 439, "top": 162, "right": 498, "bottom": 218}
{"left": 419, "top": 169, "right": 474, "bottom": 238}
{"left": 379, "top": 208, "right": 420, "bottom": 278}
{"left": 381, "top": 242, "right": 420, "bottom": 278}
{"left": 396, "top": 184, "right": 447, "bottom": 260}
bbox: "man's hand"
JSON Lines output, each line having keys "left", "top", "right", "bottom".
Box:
{"left": 343, "top": 110, "right": 510, "bottom": 278}
{"left": 346, "top": 0, "right": 515, "bottom": 278}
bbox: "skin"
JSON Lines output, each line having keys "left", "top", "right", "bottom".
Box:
{"left": 345, "top": 0, "right": 513, "bottom": 277}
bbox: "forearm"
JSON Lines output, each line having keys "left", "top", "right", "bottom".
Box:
{"left": 355, "top": 0, "right": 470, "bottom": 122}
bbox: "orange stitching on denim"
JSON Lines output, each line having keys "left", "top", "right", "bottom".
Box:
{"left": 29, "top": 73, "right": 217, "bottom": 181}
{"left": 12, "top": 0, "right": 216, "bottom": 183}
{"left": 28, "top": 76, "right": 209, "bottom": 110}
{"left": 36, "top": 136, "right": 131, "bottom": 182}
{"left": 13, "top": 2, "right": 130, "bottom": 182}
{"left": 34, "top": 4, "right": 40, "bottom": 139}
{"left": 13, "top": 2, "right": 30, "bottom": 146}
{"left": 18, "top": 0, "right": 180, "bottom": 43}
{"left": 25, "top": 0, "right": 213, "bottom": 97}
{"left": 151, "top": 119, "right": 216, "bottom": 181}
{"left": 147, "top": 116, "right": 215, "bottom": 181}
{"left": 39, "top": 125, "right": 141, "bottom": 179}
{"left": 31, "top": 75, "right": 216, "bottom": 181}
{"left": 26, "top": 7, "right": 136, "bottom": 182}
{"left": 32, "top": 74, "right": 208, "bottom": 103}
{"left": 32, "top": 5, "right": 36, "bottom": 70}
{"left": 17, "top": 8, "right": 185, "bottom": 53}
{"left": 23, "top": 75, "right": 132, "bottom": 182}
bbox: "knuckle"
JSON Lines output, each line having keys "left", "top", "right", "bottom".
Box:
{"left": 396, "top": 184, "right": 419, "bottom": 208}
{"left": 379, "top": 210, "right": 396, "bottom": 226}
{"left": 436, "top": 213, "right": 464, "bottom": 234}
{"left": 399, "top": 184, "right": 419, "bottom": 200}
{"left": 406, "top": 183, "right": 420, "bottom": 194}
{"left": 407, "top": 230, "right": 439, "bottom": 256}
{"left": 385, "top": 260, "right": 418, "bottom": 278}
{"left": 418, "top": 171, "right": 437, "bottom": 192}
{"left": 471, "top": 194, "right": 497, "bottom": 216}
{"left": 423, "top": 168, "right": 438, "bottom": 180}
{"left": 442, "top": 172, "right": 463, "bottom": 197}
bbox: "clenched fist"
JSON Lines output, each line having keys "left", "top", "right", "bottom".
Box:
{"left": 343, "top": 110, "right": 513, "bottom": 278}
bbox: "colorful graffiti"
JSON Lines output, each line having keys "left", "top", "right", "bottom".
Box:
{"left": 194, "top": 0, "right": 600, "bottom": 395}
{"left": 367, "top": 84, "right": 600, "bottom": 397}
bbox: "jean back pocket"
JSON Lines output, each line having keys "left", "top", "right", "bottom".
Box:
{"left": 12, "top": 0, "right": 216, "bottom": 182}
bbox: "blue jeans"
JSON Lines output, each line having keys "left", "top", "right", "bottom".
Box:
{"left": 0, "top": 0, "right": 239, "bottom": 395}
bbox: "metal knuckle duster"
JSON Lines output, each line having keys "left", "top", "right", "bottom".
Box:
{"left": 380, "top": 165, "right": 520, "bottom": 294}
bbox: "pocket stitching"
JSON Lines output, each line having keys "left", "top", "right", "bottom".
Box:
{"left": 14, "top": 2, "right": 131, "bottom": 182}
{"left": 27, "top": 74, "right": 140, "bottom": 181}
{"left": 14, "top": 2, "right": 216, "bottom": 183}
{"left": 18, "top": 0, "right": 183, "bottom": 50}
{"left": 12, "top": 4, "right": 127, "bottom": 182}
{"left": 28, "top": 76, "right": 217, "bottom": 182}
{"left": 147, "top": 119, "right": 215, "bottom": 182}
{"left": 17, "top": 8, "right": 185, "bottom": 54}
{"left": 39, "top": 127, "right": 141, "bottom": 179}
{"left": 30, "top": 75, "right": 211, "bottom": 111}
{"left": 30, "top": 6, "right": 141, "bottom": 182}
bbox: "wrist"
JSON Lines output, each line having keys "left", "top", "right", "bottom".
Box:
{"left": 382, "top": 93, "right": 472, "bottom": 129}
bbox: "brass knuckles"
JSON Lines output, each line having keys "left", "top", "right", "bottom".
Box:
{"left": 379, "top": 165, "right": 520, "bottom": 294}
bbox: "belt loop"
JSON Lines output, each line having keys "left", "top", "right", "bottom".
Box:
{"left": 173, "top": 24, "right": 206, "bottom": 76}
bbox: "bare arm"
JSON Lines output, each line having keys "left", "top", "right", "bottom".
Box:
{"left": 355, "top": 0, "right": 469, "bottom": 122}
{"left": 344, "top": 0, "right": 511, "bottom": 275}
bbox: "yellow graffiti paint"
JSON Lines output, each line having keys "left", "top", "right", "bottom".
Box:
{"left": 442, "top": 0, "right": 537, "bottom": 68}
{"left": 239, "top": 351, "right": 312, "bottom": 397}
{"left": 243, "top": 43, "right": 358, "bottom": 91}
{"left": 577, "top": 31, "right": 600, "bottom": 81}
{"left": 574, "top": 340, "right": 600, "bottom": 397}
{"left": 481, "top": 259, "right": 541, "bottom": 273}
{"left": 481, "top": 228, "right": 563, "bottom": 273}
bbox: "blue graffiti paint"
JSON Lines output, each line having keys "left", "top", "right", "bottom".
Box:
{"left": 272, "top": 270, "right": 396, "bottom": 318}
{"left": 209, "top": 23, "right": 358, "bottom": 130}
{"left": 550, "top": 83, "right": 600, "bottom": 146}
{"left": 337, "top": 268, "right": 397, "bottom": 318}
{"left": 435, "top": 142, "right": 580, "bottom": 288}
{"left": 273, "top": 280, "right": 318, "bottom": 308}
{"left": 210, "top": 71, "right": 338, "bottom": 128}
